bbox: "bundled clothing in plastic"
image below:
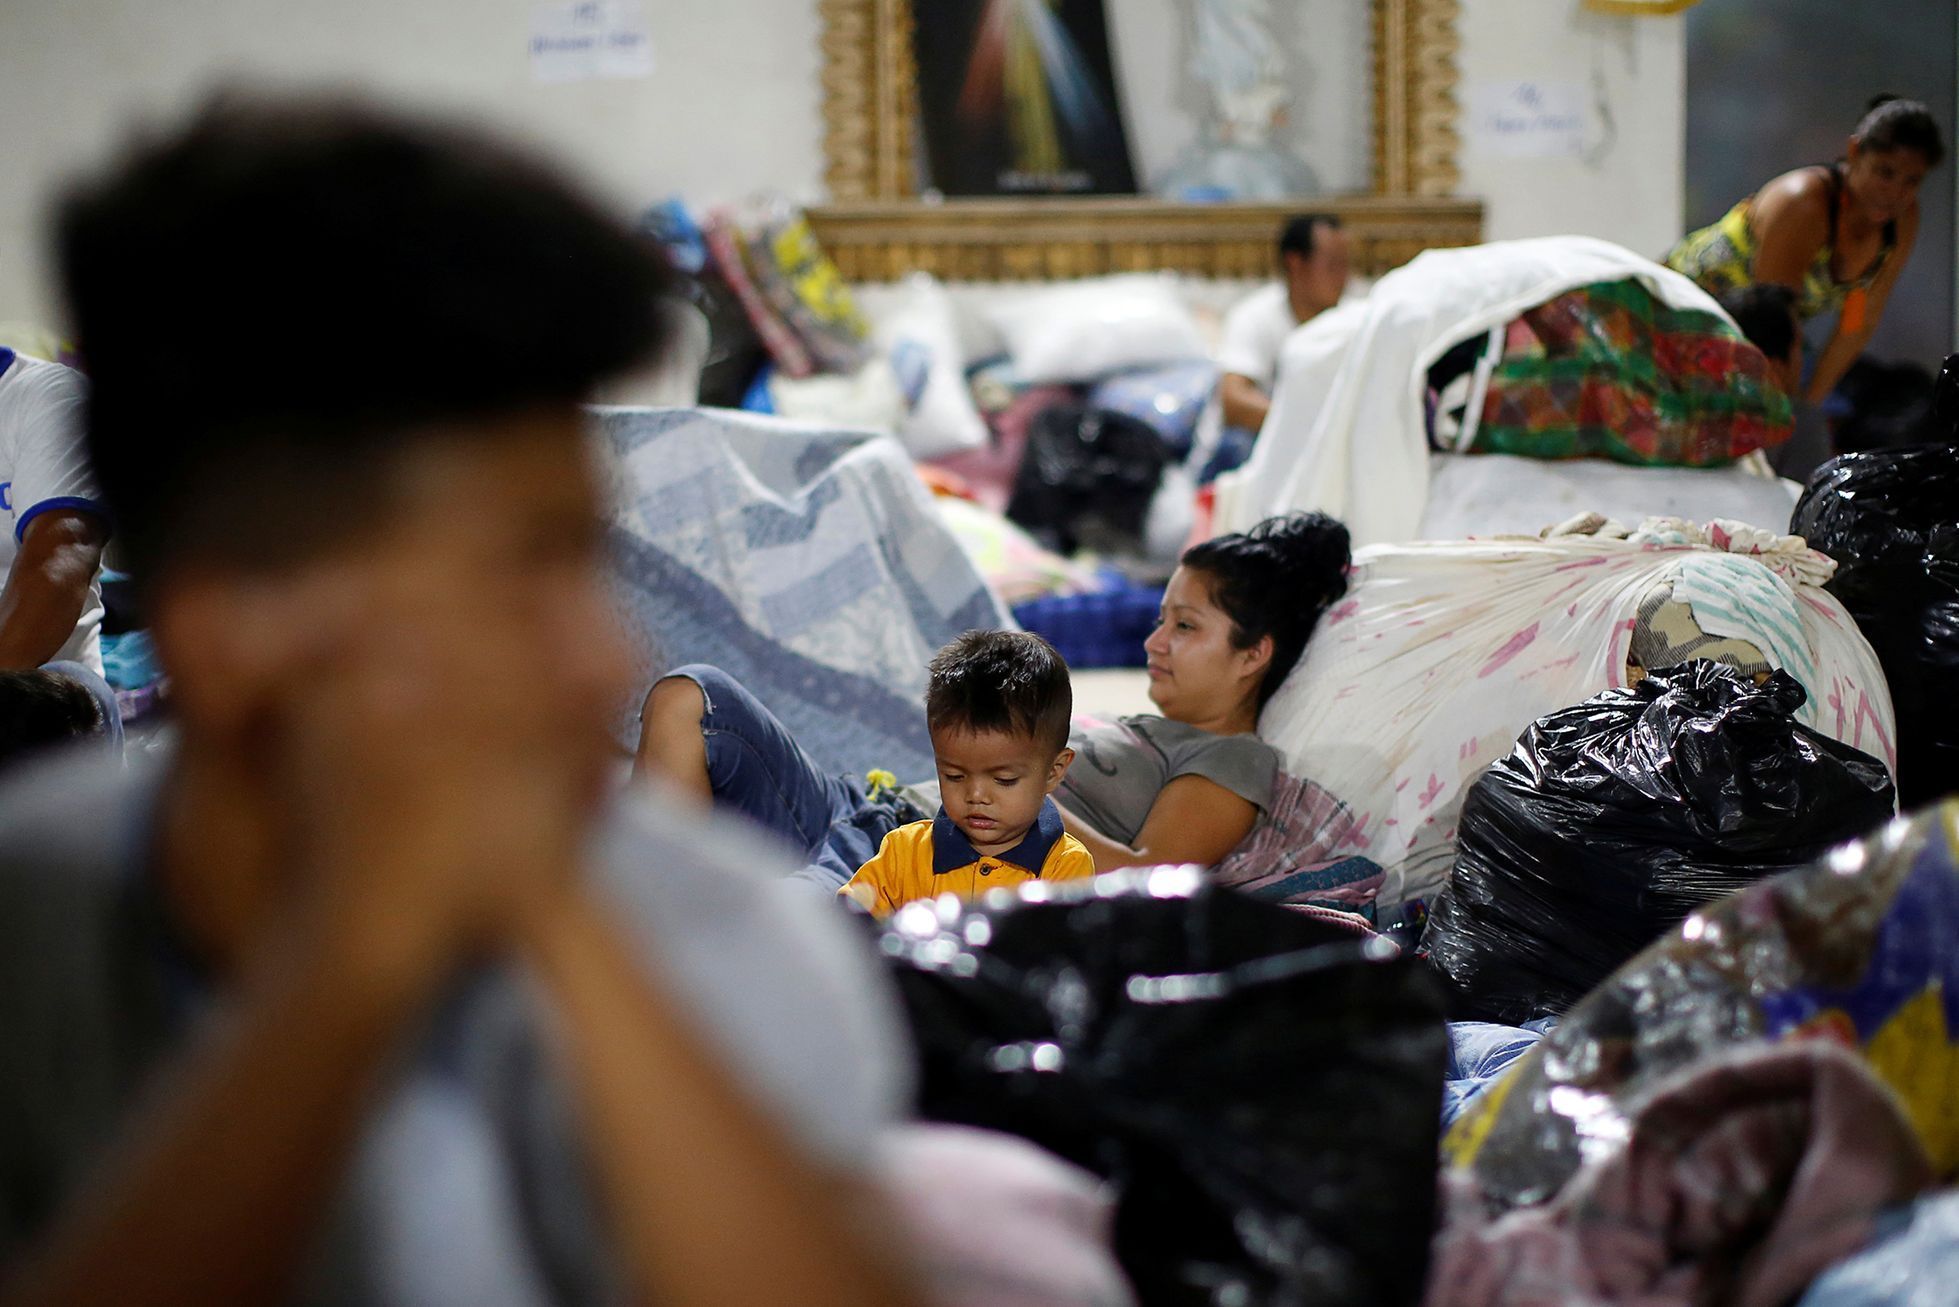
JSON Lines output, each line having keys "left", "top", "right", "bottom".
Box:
{"left": 1213, "top": 236, "right": 1789, "bottom": 545}
{"left": 876, "top": 868, "right": 1449, "bottom": 1307}
{"left": 1256, "top": 531, "right": 1893, "bottom": 913}
{"left": 1443, "top": 799, "right": 1959, "bottom": 1198}
{"left": 1793, "top": 445, "right": 1959, "bottom": 809}
{"left": 1424, "top": 662, "right": 1896, "bottom": 1023}
{"left": 1418, "top": 801, "right": 1959, "bottom": 1305}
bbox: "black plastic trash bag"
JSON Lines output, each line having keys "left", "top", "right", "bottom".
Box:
{"left": 1793, "top": 443, "right": 1959, "bottom": 808}
{"left": 1006, "top": 404, "right": 1174, "bottom": 556}
{"left": 1829, "top": 356, "right": 1945, "bottom": 453}
{"left": 878, "top": 868, "right": 1449, "bottom": 1307}
{"left": 1425, "top": 661, "right": 1895, "bottom": 1024}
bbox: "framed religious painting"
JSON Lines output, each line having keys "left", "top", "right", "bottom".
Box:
{"left": 912, "top": 0, "right": 1139, "bottom": 196}
{"left": 811, "top": 0, "right": 1485, "bottom": 280}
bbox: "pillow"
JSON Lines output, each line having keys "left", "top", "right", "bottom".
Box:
{"left": 982, "top": 273, "right": 1207, "bottom": 385}
{"left": 867, "top": 273, "right": 988, "bottom": 459}
{"left": 767, "top": 356, "right": 907, "bottom": 434}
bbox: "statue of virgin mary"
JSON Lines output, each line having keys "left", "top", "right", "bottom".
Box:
{"left": 1157, "top": 0, "right": 1322, "bottom": 199}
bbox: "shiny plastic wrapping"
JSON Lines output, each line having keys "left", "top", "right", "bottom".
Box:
{"left": 1793, "top": 445, "right": 1959, "bottom": 808}
{"left": 877, "top": 867, "right": 1449, "bottom": 1307}
{"left": 1424, "top": 662, "right": 1896, "bottom": 1023}
{"left": 1443, "top": 800, "right": 1959, "bottom": 1210}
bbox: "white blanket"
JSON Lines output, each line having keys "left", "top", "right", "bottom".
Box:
{"left": 1213, "top": 237, "right": 1747, "bottom": 545}
{"left": 1420, "top": 453, "right": 1802, "bottom": 542}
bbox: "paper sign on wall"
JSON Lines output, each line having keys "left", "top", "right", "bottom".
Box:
{"left": 530, "top": 1, "right": 652, "bottom": 84}
{"left": 1465, "top": 81, "right": 1587, "bottom": 158}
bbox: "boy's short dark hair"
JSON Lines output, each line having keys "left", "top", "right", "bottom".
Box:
{"left": 55, "top": 93, "right": 676, "bottom": 584}
{"left": 925, "top": 630, "right": 1071, "bottom": 756}
{"left": 0, "top": 670, "right": 105, "bottom": 772}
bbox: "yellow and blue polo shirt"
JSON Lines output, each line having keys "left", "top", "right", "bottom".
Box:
{"left": 839, "top": 798, "right": 1094, "bottom": 918}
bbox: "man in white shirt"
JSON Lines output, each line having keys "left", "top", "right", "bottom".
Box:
{"left": 1217, "top": 213, "right": 1351, "bottom": 435}
{"left": 0, "top": 348, "right": 109, "bottom": 671}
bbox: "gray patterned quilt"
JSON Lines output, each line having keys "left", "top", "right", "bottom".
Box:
{"left": 600, "top": 406, "right": 1006, "bottom": 781}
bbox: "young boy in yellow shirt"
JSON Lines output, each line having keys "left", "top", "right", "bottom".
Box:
{"left": 840, "top": 631, "right": 1094, "bottom": 917}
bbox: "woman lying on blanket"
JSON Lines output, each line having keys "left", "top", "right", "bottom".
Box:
{"left": 635, "top": 512, "right": 1352, "bottom": 887}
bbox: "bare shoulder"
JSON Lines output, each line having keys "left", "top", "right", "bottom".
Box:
{"left": 1752, "top": 167, "right": 1832, "bottom": 233}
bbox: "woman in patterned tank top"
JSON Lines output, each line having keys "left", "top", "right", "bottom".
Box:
{"left": 1666, "top": 96, "right": 1943, "bottom": 406}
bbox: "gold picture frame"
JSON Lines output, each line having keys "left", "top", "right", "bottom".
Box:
{"left": 810, "top": 0, "right": 1483, "bottom": 281}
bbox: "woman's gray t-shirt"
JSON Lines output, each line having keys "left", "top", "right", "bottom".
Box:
{"left": 1058, "top": 715, "right": 1279, "bottom": 846}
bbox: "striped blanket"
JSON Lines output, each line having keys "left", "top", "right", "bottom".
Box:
{"left": 600, "top": 406, "right": 1008, "bottom": 781}
{"left": 1214, "top": 771, "right": 1384, "bottom": 917}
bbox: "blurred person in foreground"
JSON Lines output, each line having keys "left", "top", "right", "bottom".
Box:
{"left": 0, "top": 96, "right": 919, "bottom": 1307}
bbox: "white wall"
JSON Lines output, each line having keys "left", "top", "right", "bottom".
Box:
{"left": 0, "top": 0, "right": 1685, "bottom": 326}
{"left": 0, "top": 0, "right": 824, "bottom": 326}
{"left": 1457, "top": 0, "right": 1685, "bottom": 257}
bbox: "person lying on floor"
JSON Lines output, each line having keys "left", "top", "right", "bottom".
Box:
{"left": 637, "top": 512, "right": 1351, "bottom": 884}
{"left": 839, "top": 630, "right": 1094, "bottom": 917}
{"left": 0, "top": 96, "right": 919, "bottom": 1307}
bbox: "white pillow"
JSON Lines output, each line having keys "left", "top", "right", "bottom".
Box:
{"left": 982, "top": 273, "right": 1207, "bottom": 385}
{"left": 866, "top": 272, "right": 989, "bottom": 460}
{"left": 766, "top": 355, "right": 908, "bottom": 434}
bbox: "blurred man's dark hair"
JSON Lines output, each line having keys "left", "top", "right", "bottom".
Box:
{"left": 57, "top": 94, "right": 674, "bottom": 587}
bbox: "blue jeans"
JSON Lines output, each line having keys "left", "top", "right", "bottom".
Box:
{"left": 661, "top": 665, "right": 921, "bottom": 891}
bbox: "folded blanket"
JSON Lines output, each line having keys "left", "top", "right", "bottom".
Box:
{"left": 601, "top": 407, "right": 1008, "bottom": 779}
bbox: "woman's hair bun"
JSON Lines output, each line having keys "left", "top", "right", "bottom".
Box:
{"left": 1179, "top": 511, "right": 1353, "bottom": 709}
{"left": 1245, "top": 511, "right": 1352, "bottom": 610}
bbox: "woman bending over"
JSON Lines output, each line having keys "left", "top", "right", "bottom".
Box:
{"left": 1667, "top": 96, "right": 1944, "bottom": 406}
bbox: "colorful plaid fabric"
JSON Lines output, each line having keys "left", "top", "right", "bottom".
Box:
{"left": 1468, "top": 278, "right": 1794, "bottom": 467}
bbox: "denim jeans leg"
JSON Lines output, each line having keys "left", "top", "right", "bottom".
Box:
{"left": 657, "top": 665, "right": 864, "bottom": 859}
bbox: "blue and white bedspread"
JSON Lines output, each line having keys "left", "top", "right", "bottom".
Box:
{"left": 600, "top": 406, "right": 1008, "bottom": 780}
